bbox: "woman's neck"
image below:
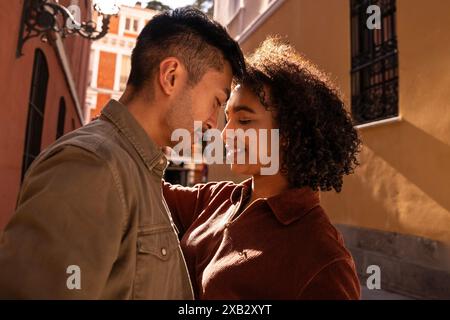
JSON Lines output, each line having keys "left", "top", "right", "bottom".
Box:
{"left": 250, "top": 173, "right": 289, "bottom": 202}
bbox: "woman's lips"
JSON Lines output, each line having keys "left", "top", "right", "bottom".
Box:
{"left": 225, "top": 144, "right": 246, "bottom": 159}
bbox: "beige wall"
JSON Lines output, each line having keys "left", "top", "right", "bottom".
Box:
{"left": 217, "top": 0, "right": 450, "bottom": 243}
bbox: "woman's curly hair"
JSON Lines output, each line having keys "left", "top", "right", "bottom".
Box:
{"left": 241, "top": 37, "right": 361, "bottom": 192}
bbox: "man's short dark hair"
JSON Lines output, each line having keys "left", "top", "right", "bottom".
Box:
{"left": 128, "top": 7, "right": 245, "bottom": 96}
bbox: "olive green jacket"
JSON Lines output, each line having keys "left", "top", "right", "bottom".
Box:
{"left": 0, "top": 100, "right": 194, "bottom": 299}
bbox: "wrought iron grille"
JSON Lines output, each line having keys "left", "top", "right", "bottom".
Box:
{"left": 351, "top": 0, "right": 399, "bottom": 125}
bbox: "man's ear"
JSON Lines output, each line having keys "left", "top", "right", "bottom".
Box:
{"left": 158, "top": 57, "right": 182, "bottom": 96}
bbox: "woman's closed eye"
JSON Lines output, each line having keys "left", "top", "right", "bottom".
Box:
{"left": 238, "top": 119, "right": 252, "bottom": 125}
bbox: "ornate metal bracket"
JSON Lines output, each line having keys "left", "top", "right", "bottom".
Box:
{"left": 17, "top": 0, "right": 118, "bottom": 57}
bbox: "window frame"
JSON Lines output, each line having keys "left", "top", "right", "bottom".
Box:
{"left": 22, "top": 49, "right": 49, "bottom": 181}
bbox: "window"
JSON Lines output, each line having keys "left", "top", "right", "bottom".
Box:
{"left": 350, "top": 0, "right": 398, "bottom": 125}
{"left": 22, "top": 49, "right": 49, "bottom": 181}
{"left": 56, "top": 97, "right": 66, "bottom": 139}
{"left": 119, "top": 55, "right": 131, "bottom": 92}
{"left": 124, "top": 17, "right": 139, "bottom": 33}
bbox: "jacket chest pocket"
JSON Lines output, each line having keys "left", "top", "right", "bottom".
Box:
{"left": 133, "top": 224, "right": 189, "bottom": 299}
{"left": 137, "top": 225, "right": 179, "bottom": 260}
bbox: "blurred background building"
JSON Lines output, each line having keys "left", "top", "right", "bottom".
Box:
{"left": 213, "top": 0, "right": 450, "bottom": 299}
{"left": 85, "top": 3, "right": 158, "bottom": 119}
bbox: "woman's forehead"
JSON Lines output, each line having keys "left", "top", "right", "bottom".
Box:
{"left": 226, "top": 87, "right": 271, "bottom": 115}
{"left": 230, "top": 84, "right": 258, "bottom": 102}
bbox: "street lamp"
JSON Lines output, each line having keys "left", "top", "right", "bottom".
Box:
{"left": 17, "top": 0, "right": 120, "bottom": 57}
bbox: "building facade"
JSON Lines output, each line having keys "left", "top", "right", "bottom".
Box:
{"left": 214, "top": 0, "right": 450, "bottom": 299}
{"left": 0, "top": 0, "right": 92, "bottom": 230}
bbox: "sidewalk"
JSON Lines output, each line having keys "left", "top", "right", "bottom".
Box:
{"left": 361, "top": 285, "right": 414, "bottom": 300}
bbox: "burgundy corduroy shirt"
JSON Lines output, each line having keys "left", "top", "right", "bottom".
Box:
{"left": 163, "top": 178, "right": 360, "bottom": 300}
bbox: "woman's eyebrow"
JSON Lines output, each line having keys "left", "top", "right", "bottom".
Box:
{"left": 232, "top": 105, "right": 256, "bottom": 114}
{"left": 224, "top": 104, "right": 255, "bottom": 121}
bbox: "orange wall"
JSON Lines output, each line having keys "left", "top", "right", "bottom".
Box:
{"left": 97, "top": 51, "right": 116, "bottom": 89}
{"left": 124, "top": 32, "right": 138, "bottom": 38}
{"left": 0, "top": 0, "right": 88, "bottom": 229}
{"left": 109, "top": 15, "right": 120, "bottom": 34}
{"left": 322, "top": 0, "right": 450, "bottom": 243}
{"left": 92, "top": 93, "right": 112, "bottom": 118}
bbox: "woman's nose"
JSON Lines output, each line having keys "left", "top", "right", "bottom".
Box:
{"left": 221, "top": 122, "right": 229, "bottom": 142}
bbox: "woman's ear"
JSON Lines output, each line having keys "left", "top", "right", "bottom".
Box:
{"left": 158, "top": 57, "right": 180, "bottom": 96}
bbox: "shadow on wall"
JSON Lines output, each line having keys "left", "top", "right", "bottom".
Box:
{"left": 323, "top": 118, "right": 450, "bottom": 241}
{"left": 361, "top": 119, "right": 450, "bottom": 213}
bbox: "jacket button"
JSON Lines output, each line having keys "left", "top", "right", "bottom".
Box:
{"left": 161, "top": 248, "right": 167, "bottom": 256}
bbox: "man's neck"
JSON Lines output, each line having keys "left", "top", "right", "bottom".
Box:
{"left": 119, "top": 95, "right": 167, "bottom": 148}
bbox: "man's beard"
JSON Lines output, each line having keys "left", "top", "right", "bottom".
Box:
{"left": 165, "top": 91, "right": 194, "bottom": 147}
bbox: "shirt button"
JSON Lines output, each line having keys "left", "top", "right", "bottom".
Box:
{"left": 161, "top": 248, "right": 167, "bottom": 256}
{"left": 159, "top": 158, "right": 165, "bottom": 165}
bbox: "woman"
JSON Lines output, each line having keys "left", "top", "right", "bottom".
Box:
{"left": 163, "top": 37, "right": 362, "bottom": 299}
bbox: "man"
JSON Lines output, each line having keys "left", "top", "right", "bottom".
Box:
{"left": 0, "top": 7, "right": 245, "bottom": 299}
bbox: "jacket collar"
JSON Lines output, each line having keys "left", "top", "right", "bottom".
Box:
{"left": 230, "top": 178, "right": 320, "bottom": 225}
{"left": 100, "top": 99, "right": 167, "bottom": 176}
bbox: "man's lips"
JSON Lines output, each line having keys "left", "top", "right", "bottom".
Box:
{"left": 193, "top": 129, "right": 207, "bottom": 142}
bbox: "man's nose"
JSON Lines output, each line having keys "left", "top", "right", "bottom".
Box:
{"left": 205, "top": 109, "right": 220, "bottom": 130}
